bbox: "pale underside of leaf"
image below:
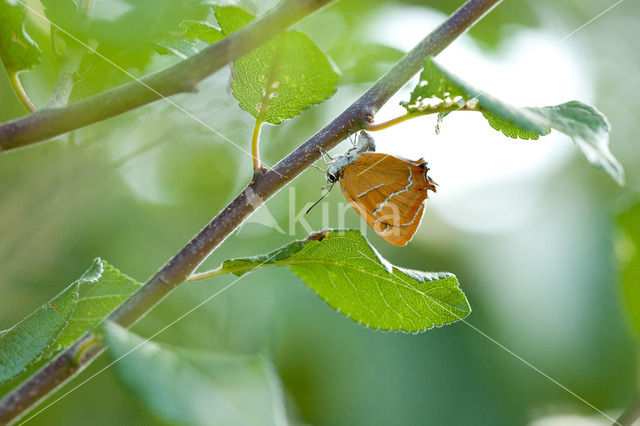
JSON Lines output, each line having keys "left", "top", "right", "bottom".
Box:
{"left": 103, "top": 322, "right": 287, "bottom": 426}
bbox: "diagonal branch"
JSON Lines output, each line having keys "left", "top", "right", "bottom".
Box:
{"left": 111, "top": 0, "right": 501, "bottom": 327}
{"left": 0, "top": 0, "right": 501, "bottom": 423}
{"left": 0, "top": 0, "right": 333, "bottom": 152}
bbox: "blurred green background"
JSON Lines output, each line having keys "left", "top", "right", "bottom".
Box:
{"left": 1, "top": 0, "right": 639, "bottom": 424}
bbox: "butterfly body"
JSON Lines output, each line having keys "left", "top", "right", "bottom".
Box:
{"left": 326, "top": 131, "right": 377, "bottom": 183}
{"left": 326, "top": 132, "right": 437, "bottom": 246}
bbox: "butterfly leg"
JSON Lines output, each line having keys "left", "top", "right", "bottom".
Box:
{"left": 318, "top": 147, "right": 333, "bottom": 164}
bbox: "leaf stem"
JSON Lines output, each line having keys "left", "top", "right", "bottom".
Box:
{"left": 187, "top": 267, "right": 227, "bottom": 282}
{"left": 0, "top": 0, "right": 501, "bottom": 423}
{"left": 366, "top": 102, "right": 481, "bottom": 132}
{"left": 252, "top": 120, "right": 263, "bottom": 170}
{"left": 8, "top": 71, "right": 36, "bottom": 112}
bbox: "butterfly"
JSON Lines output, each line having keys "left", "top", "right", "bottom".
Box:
{"left": 322, "top": 131, "right": 437, "bottom": 246}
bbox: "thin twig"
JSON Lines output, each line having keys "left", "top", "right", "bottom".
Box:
{"left": 366, "top": 102, "right": 481, "bottom": 132}
{"left": 45, "top": 50, "right": 84, "bottom": 108}
{"left": 7, "top": 71, "right": 36, "bottom": 112}
{"left": 0, "top": 0, "right": 501, "bottom": 423}
{"left": 0, "top": 0, "right": 334, "bottom": 152}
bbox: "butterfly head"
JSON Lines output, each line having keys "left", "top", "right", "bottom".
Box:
{"left": 325, "top": 131, "right": 376, "bottom": 183}
{"left": 326, "top": 169, "right": 339, "bottom": 183}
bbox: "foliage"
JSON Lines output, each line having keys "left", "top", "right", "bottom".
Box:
{"left": 103, "top": 322, "right": 287, "bottom": 426}
{"left": 482, "top": 111, "right": 539, "bottom": 140}
{"left": 211, "top": 230, "right": 470, "bottom": 332}
{"left": 0, "top": 281, "right": 77, "bottom": 384}
{"left": 215, "top": 6, "right": 339, "bottom": 125}
{"left": 155, "top": 20, "right": 223, "bottom": 59}
{"left": 0, "top": 259, "right": 140, "bottom": 387}
{"left": 404, "top": 57, "right": 624, "bottom": 185}
{"left": 0, "top": 1, "right": 633, "bottom": 424}
{"left": 0, "top": 0, "right": 41, "bottom": 73}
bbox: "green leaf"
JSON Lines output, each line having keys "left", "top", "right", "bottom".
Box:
{"left": 0, "top": 259, "right": 140, "bottom": 386}
{"left": 155, "top": 20, "right": 223, "bottom": 59}
{"left": 404, "top": 58, "right": 624, "bottom": 185}
{"left": 214, "top": 5, "right": 253, "bottom": 34}
{"left": 0, "top": 0, "right": 42, "bottom": 72}
{"left": 178, "top": 19, "right": 223, "bottom": 44}
{"left": 40, "top": 0, "right": 85, "bottom": 40}
{"left": 215, "top": 6, "right": 339, "bottom": 125}
{"left": 529, "top": 101, "right": 623, "bottom": 185}
{"left": 426, "top": 59, "right": 550, "bottom": 135}
{"left": 50, "top": 259, "right": 142, "bottom": 350}
{"left": 0, "top": 282, "right": 78, "bottom": 384}
{"left": 214, "top": 230, "right": 470, "bottom": 332}
{"left": 482, "top": 111, "right": 540, "bottom": 140}
{"left": 618, "top": 202, "right": 640, "bottom": 337}
{"left": 155, "top": 39, "right": 200, "bottom": 59}
{"left": 103, "top": 322, "right": 287, "bottom": 426}
{"left": 402, "top": 57, "right": 466, "bottom": 112}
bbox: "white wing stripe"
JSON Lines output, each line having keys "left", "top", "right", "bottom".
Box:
{"left": 356, "top": 183, "right": 385, "bottom": 199}
{"left": 371, "top": 168, "right": 413, "bottom": 215}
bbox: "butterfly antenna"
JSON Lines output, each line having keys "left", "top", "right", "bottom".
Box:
{"left": 306, "top": 182, "right": 335, "bottom": 214}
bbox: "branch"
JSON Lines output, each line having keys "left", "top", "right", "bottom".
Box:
{"left": 0, "top": 0, "right": 333, "bottom": 152}
{"left": 0, "top": 0, "right": 501, "bottom": 423}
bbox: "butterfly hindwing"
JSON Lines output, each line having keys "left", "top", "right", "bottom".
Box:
{"left": 339, "top": 153, "right": 436, "bottom": 246}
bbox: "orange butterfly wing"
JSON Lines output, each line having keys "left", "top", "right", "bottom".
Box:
{"left": 339, "top": 153, "right": 437, "bottom": 246}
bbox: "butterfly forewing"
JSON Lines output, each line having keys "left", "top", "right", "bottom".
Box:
{"left": 339, "top": 153, "right": 437, "bottom": 246}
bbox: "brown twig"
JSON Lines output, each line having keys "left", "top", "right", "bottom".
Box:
{"left": 0, "top": 0, "right": 501, "bottom": 423}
